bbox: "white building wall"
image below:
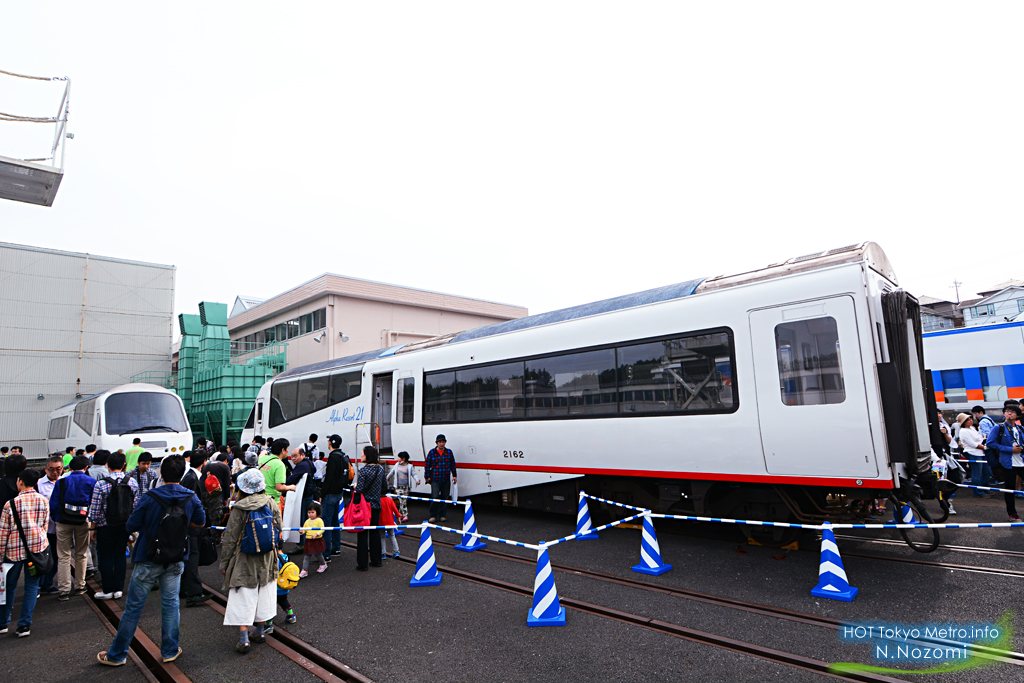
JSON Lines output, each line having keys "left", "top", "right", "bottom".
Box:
{"left": 0, "top": 243, "right": 175, "bottom": 457}
{"left": 963, "top": 287, "right": 1024, "bottom": 326}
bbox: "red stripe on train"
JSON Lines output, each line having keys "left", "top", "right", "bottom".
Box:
{"left": 410, "top": 461, "right": 893, "bottom": 489}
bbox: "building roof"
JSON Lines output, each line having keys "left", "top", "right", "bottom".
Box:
{"left": 957, "top": 297, "right": 983, "bottom": 310}
{"left": 229, "top": 295, "right": 267, "bottom": 319}
{"left": 918, "top": 295, "right": 950, "bottom": 306}
{"left": 227, "top": 273, "right": 527, "bottom": 332}
{"left": 978, "top": 279, "right": 1024, "bottom": 298}
{"left": 0, "top": 240, "right": 175, "bottom": 270}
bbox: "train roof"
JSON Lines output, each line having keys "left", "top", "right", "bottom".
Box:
{"left": 275, "top": 242, "right": 893, "bottom": 381}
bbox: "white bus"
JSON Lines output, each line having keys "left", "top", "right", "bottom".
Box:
{"left": 242, "top": 243, "right": 945, "bottom": 549}
{"left": 46, "top": 383, "right": 193, "bottom": 458}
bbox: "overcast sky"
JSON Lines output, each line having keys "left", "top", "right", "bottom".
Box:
{"left": 2, "top": 3, "right": 1022, "bottom": 335}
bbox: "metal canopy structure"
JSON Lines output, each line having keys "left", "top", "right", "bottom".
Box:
{"left": 0, "top": 68, "right": 71, "bottom": 207}
{"left": 0, "top": 155, "right": 63, "bottom": 206}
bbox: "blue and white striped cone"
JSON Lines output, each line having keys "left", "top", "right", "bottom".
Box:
{"left": 810, "top": 522, "right": 858, "bottom": 602}
{"left": 574, "top": 492, "right": 599, "bottom": 540}
{"left": 454, "top": 499, "right": 487, "bottom": 552}
{"left": 631, "top": 514, "right": 672, "bottom": 576}
{"left": 894, "top": 503, "right": 916, "bottom": 525}
{"left": 409, "top": 527, "right": 443, "bottom": 587}
{"left": 527, "top": 548, "right": 566, "bottom": 627}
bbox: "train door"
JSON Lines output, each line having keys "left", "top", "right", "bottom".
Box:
{"left": 255, "top": 398, "right": 264, "bottom": 436}
{"left": 372, "top": 373, "right": 393, "bottom": 454}
{"left": 391, "top": 372, "right": 424, "bottom": 461}
{"left": 749, "top": 296, "right": 878, "bottom": 478}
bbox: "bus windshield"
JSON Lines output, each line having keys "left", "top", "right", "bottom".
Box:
{"left": 104, "top": 392, "right": 189, "bottom": 435}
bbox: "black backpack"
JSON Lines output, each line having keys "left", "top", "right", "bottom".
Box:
{"left": 146, "top": 493, "right": 189, "bottom": 566}
{"left": 103, "top": 476, "right": 135, "bottom": 526}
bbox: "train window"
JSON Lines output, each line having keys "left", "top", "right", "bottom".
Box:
{"left": 457, "top": 362, "right": 524, "bottom": 421}
{"left": 424, "top": 371, "right": 455, "bottom": 423}
{"left": 73, "top": 398, "right": 96, "bottom": 435}
{"left": 618, "top": 332, "right": 735, "bottom": 413}
{"left": 774, "top": 317, "right": 845, "bottom": 406}
{"left": 398, "top": 377, "right": 416, "bottom": 424}
{"left": 48, "top": 416, "right": 69, "bottom": 440}
{"left": 329, "top": 370, "right": 362, "bottom": 404}
{"left": 526, "top": 349, "right": 616, "bottom": 418}
{"left": 939, "top": 369, "right": 967, "bottom": 404}
{"left": 269, "top": 380, "right": 299, "bottom": 427}
{"left": 297, "top": 375, "right": 330, "bottom": 418}
{"left": 105, "top": 392, "right": 189, "bottom": 435}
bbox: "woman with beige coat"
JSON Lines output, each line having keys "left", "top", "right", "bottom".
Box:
{"left": 220, "top": 468, "right": 282, "bottom": 653}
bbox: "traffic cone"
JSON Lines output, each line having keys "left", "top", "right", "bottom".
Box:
{"left": 810, "top": 522, "right": 858, "bottom": 602}
{"left": 894, "top": 503, "right": 916, "bottom": 525}
{"left": 409, "top": 527, "right": 443, "bottom": 587}
{"left": 574, "top": 492, "right": 598, "bottom": 540}
{"left": 454, "top": 499, "right": 487, "bottom": 552}
{"left": 527, "top": 548, "right": 566, "bottom": 627}
{"left": 631, "top": 514, "right": 672, "bottom": 576}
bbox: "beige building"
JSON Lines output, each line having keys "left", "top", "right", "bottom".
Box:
{"left": 214, "top": 273, "right": 526, "bottom": 371}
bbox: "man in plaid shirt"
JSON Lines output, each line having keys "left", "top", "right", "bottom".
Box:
{"left": 424, "top": 434, "right": 457, "bottom": 523}
{"left": 0, "top": 470, "right": 51, "bottom": 637}
{"left": 88, "top": 452, "right": 139, "bottom": 600}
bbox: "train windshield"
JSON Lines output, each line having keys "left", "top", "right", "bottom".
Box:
{"left": 104, "top": 392, "right": 189, "bottom": 435}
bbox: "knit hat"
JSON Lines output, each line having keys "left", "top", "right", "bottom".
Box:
{"left": 955, "top": 413, "right": 971, "bottom": 427}
{"left": 236, "top": 468, "right": 266, "bottom": 495}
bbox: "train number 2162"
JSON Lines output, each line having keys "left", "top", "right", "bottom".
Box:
{"left": 503, "top": 450, "right": 524, "bottom": 458}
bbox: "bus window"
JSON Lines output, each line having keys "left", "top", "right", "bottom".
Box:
{"left": 48, "top": 416, "right": 69, "bottom": 440}
{"left": 105, "top": 392, "right": 189, "bottom": 435}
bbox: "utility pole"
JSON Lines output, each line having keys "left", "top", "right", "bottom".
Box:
{"left": 950, "top": 279, "right": 963, "bottom": 304}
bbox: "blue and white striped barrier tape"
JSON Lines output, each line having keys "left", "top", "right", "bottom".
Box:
{"left": 651, "top": 513, "right": 1024, "bottom": 529}
{"left": 422, "top": 523, "right": 542, "bottom": 550}
{"left": 339, "top": 487, "right": 469, "bottom": 507}
{"left": 582, "top": 492, "right": 658, "bottom": 512}
{"left": 955, "top": 482, "right": 1024, "bottom": 495}
{"left": 542, "top": 512, "right": 649, "bottom": 548}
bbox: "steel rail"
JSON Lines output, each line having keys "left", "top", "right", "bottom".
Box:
{"left": 842, "top": 552, "right": 1024, "bottom": 578}
{"left": 200, "top": 583, "right": 374, "bottom": 683}
{"left": 85, "top": 580, "right": 192, "bottom": 683}
{"left": 833, "top": 534, "right": 1024, "bottom": 558}
{"left": 416, "top": 532, "right": 1024, "bottom": 667}
{"left": 329, "top": 540, "right": 907, "bottom": 683}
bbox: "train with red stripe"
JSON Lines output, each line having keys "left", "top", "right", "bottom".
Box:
{"left": 242, "top": 243, "right": 948, "bottom": 547}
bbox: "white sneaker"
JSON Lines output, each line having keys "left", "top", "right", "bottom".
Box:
{"left": 94, "top": 592, "right": 115, "bottom": 600}
{"left": 113, "top": 591, "right": 123, "bottom": 599}
{"left": 948, "top": 503, "right": 957, "bottom": 515}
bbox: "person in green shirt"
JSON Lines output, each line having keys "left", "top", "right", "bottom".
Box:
{"left": 258, "top": 438, "right": 295, "bottom": 512}
{"left": 62, "top": 447, "right": 75, "bottom": 468}
{"left": 124, "top": 438, "right": 144, "bottom": 472}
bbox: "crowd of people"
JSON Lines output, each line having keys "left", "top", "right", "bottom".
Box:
{"left": 939, "top": 399, "right": 1024, "bottom": 522}
{"left": 0, "top": 431, "right": 453, "bottom": 661}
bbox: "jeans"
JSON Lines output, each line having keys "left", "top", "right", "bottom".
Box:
{"left": 96, "top": 525, "right": 130, "bottom": 594}
{"left": 0, "top": 560, "right": 41, "bottom": 629}
{"left": 56, "top": 522, "right": 90, "bottom": 593}
{"left": 356, "top": 508, "right": 381, "bottom": 569}
{"left": 39, "top": 532, "right": 58, "bottom": 591}
{"left": 970, "top": 455, "right": 992, "bottom": 493}
{"left": 430, "top": 479, "right": 451, "bottom": 519}
{"left": 106, "top": 561, "right": 183, "bottom": 663}
{"left": 322, "top": 493, "right": 344, "bottom": 554}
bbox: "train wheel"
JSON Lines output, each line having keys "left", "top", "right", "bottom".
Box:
{"left": 891, "top": 494, "right": 939, "bottom": 553}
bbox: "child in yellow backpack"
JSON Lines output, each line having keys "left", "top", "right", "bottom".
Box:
{"left": 265, "top": 552, "right": 299, "bottom": 634}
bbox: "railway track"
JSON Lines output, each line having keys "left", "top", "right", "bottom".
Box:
{"left": 331, "top": 539, "right": 902, "bottom": 682}
{"left": 83, "top": 578, "right": 373, "bottom": 683}
{"left": 834, "top": 533, "right": 1024, "bottom": 558}
{"left": 413, "top": 532, "right": 1024, "bottom": 668}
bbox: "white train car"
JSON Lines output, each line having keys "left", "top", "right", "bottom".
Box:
{"left": 46, "top": 383, "right": 193, "bottom": 458}
{"left": 242, "top": 243, "right": 943, "bottom": 540}
{"left": 923, "top": 321, "right": 1024, "bottom": 414}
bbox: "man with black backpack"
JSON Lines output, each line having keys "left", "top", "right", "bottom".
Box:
{"left": 321, "top": 434, "right": 351, "bottom": 558}
{"left": 179, "top": 451, "right": 213, "bottom": 607}
{"left": 87, "top": 451, "right": 139, "bottom": 600}
{"left": 97, "top": 455, "right": 205, "bottom": 667}
{"left": 50, "top": 454, "right": 95, "bottom": 601}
